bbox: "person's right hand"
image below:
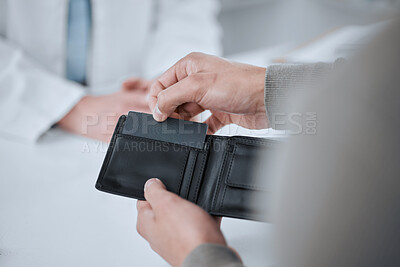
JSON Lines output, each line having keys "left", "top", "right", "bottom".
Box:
{"left": 58, "top": 89, "right": 150, "bottom": 142}
{"left": 137, "top": 178, "right": 228, "bottom": 267}
{"left": 148, "top": 52, "right": 268, "bottom": 134}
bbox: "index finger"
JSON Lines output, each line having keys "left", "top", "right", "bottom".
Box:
{"left": 148, "top": 65, "right": 186, "bottom": 112}
{"left": 148, "top": 53, "right": 204, "bottom": 112}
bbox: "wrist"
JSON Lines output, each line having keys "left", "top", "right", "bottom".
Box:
{"left": 251, "top": 66, "right": 267, "bottom": 114}
{"left": 58, "top": 95, "right": 88, "bottom": 133}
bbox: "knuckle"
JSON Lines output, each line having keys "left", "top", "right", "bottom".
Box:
{"left": 157, "top": 90, "right": 166, "bottom": 103}
{"left": 187, "top": 52, "right": 200, "bottom": 60}
{"left": 162, "top": 194, "right": 178, "bottom": 208}
{"left": 188, "top": 74, "right": 209, "bottom": 100}
{"left": 149, "top": 84, "right": 157, "bottom": 96}
{"left": 153, "top": 195, "right": 174, "bottom": 212}
{"left": 156, "top": 91, "right": 168, "bottom": 110}
{"left": 189, "top": 73, "right": 204, "bottom": 84}
{"left": 206, "top": 72, "right": 218, "bottom": 84}
{"left": 150, "top": 80, "right": 163, "bottom": 95}
{"left": 185, "top": 52, "right": 203, "bottom": 69}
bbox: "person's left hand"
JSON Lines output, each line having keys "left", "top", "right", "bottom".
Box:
{"left": 137, "top": 178, "right": 227, "bottom": 267}
{"left": 122, "top": 77, "right": 154, "bottom": 92}
{"left": 58, "top": 77, "right": 153, "bottom": 142}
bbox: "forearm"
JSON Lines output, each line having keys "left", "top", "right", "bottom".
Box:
{"left": 0, "top": 37, "right": 84, "bottom": 142}
{"left": 264, "top": 62, "right": 335, "bottom": 130}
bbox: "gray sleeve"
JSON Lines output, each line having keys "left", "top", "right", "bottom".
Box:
{"left": 264, "top": 63, "right": 334, "bottom": 129}
{"left": 182, "top": 244, "right": 244, "bottom": 267}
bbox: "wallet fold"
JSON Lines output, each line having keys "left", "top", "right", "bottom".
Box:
{"left": 96, "top": 114, "right": 278, "bottom": 221}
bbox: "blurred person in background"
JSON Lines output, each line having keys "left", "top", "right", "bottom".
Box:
{"left": 0, "top": 0, "right": 221, "bottom": 143}
{"left": 136, "top": 17, "right": 400, "bottom": 267}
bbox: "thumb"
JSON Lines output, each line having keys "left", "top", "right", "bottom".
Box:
{"left": 144, "top": 178, "right": 170, "bottom": 208}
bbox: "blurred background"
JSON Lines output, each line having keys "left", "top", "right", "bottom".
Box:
{"left": 220, "top": 0, "right": 399, "bottom": 56}
{"left": 215, "top": 0, "right": 399, "bottom": 137}
{"left": 0, "top": 1, "right": 398, "bottom": 267}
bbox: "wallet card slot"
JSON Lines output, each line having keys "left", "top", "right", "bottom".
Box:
{"left": 195, "top": 136, "right": 230, "bottom": 212}
{"left": 225, "top": 142, "right": 268, "bottom": 191}
{"left": 211, "top": 138, "right": 274, "bottom": 221}
{"left": 187, "top": 148, "right": 209, "bottom": 203}
{"left": 96, "top": 133, "right": 191, "bottom": 200}
{"left": 179, "top": 150, "right": 198, "bottom": 199}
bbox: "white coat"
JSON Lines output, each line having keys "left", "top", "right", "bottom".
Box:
{"left": 0, "top": 0, "right": 221, "bottom": 142}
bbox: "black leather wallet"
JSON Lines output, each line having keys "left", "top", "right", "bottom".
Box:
{"left": 96, "top": 114, "right": 278, "bottom": 221}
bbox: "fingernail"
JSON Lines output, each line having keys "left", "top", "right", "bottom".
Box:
{"left": 144, "top": 178, "right": 159, "bottom": 192}
{"left": 153, "top": 103, "right": 166, "bottom": 122}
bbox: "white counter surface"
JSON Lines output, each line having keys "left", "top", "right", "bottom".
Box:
{"left": 0, "top": 128, "right": 274, "bottom": 267}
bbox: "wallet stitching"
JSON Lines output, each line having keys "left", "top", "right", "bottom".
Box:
{"left": 211, "top": 135, "right": 268, "bottom": 144}
{"left": 177, "top": 150, "right": 189, "bottom": 196}
{"left": 211, "top": 141, "right": 230, "bottom": 211}
{"left": 220, "top": 144, "right": 237, "bottom": 209}
{"left": 193, "top": 136, "right": 212, "bottom": 203}
{"left": 232, "top": 136, "right": 273, "bottom": 146}
{"left": 193, "top": 150, "right": 207, "bottom": 203}
{"left": 184, "top": 151, "right": 197, "bottom": 199}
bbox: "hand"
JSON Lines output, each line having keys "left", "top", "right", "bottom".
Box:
{"left": 148, "top": 52, "right": 268, "bottom": 134}
{"left": 137, "top": 178, "right": 226, "bottom": 267}
{"left": 122, "top": 77, "right": 154, "bottom": 92}
{"left": 58, "top": 87, "right": 150, "bottom": 142}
